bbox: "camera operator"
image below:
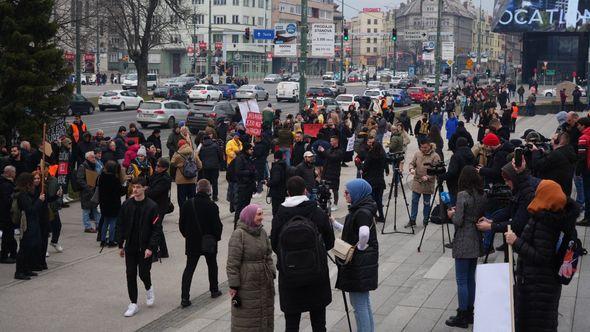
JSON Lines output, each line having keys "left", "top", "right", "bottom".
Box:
{"left": 444, "top": 137, "right": 476, "bottom": 204}
{"left": 406, "top": 138, "right": 441, "bottom": 228}
{"left": 530, "top": 131, "right": 576, "bottom": 196}
{"left": 477, "top": 133, "right": 514, "bottom": 185}
{"left": 362, "top": 135, "right": 389, "bottom": 223}
{"left": 317, "top": 136, "right": 343, "bottom": 211}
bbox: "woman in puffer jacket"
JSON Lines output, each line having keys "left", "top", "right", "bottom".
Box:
{"left": 505, "top": 179, "right": 578, "bottom": 332}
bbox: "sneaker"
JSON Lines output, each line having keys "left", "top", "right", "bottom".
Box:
{"left": 14, "top": 229, "right": 20, "bottom": 236}
{"left": 146, "top": 287, "right": 155, "bottom": 306}
{"left": 181, "top": 299, "right": 192, "bottom": 308}
{"left": 331, "top": 205, "right": 338, "bottom": 212}
{"left": 124, "top": 303, "right": 139, "bottom": 317}
{"left": 46, "top": 251, "right": 50, "bottom": 258}
{"left": 14, "top": 273, "right": 31, "bottom": 280}
{"left": 404, "top": 220, "right": 416, "bottom": 229}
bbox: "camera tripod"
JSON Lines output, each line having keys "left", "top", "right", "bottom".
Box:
{"left": 417, "top": 177, "right": 452, "bottom": 253}
{"left": 381, "top": 166, "right": 414, "bottom": 235}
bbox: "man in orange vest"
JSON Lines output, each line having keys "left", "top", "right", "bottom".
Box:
{"left": 67, "top": 114, "right": 88, "bottom": 168}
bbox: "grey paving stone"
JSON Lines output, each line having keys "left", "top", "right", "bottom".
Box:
{"left": 424, "top": 257, "right": 455, "bottom": 280}
{"left": 381, "top": 263, "right": 422, "bottom": 287}
{"left": 378, "top": 305, "right": 419, "bottom": 332}
{"left": 403, "top": 307, "right": 445, "bottom": 332}
{"left": 374, "top": 286, "right": 411, "bottom": 316}
{"left": 573, "top": 297, "right": 590, "bottom": 331}
{"left": 423, "top": 279, "right": 458, "bottom": 309}
{"left": 399, "top": 278, "right": 441, "bottom": 307}
{"left": 558, "top": 296, "right": 576, "bottom": 332}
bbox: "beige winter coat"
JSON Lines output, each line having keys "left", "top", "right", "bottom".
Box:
{"left": 227, "top": 221, "right": 276, "bottom": 332}
{"left": 170, "top": 144, "right": 202, "bottom": 184}
{"left": 409, "top": 144, "right": 441, "bottom": 194}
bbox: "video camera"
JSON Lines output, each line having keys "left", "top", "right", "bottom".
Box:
{"left": 314, "top": 180, "right": 333, "bottom": 215}
{"left": 424, "top": 161, "right": 447, "bottom": 176}
{"left": 484, "top": 184, "right": 512, "bottom": 205}
{"left": 385, "top": 151, "right": 405, "bottom": 165}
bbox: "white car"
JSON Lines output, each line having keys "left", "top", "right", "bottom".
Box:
{"left": 188, "top": 85, "right": 223, "bottom": 102}
{"left": 543, "top": 86, "right": 587, "bottom": 97}
{"left": 390, "top": 76, "right": 403, "bottom": 86}
{"left": 335, "top": 94, "right": 359, "bottom": 110}
{"left": 363, "top": 89, "right": 387, "bottom": 99}
{"left": 236, "top": 85, "right": 269, "bottom": 101}
{"left": 367, "top": 81, "right": 384, "bottom": 90}
{"left": 122, "top": 73, "right": 158, "bottom": 90}
{"left": 322, "top": 72, "right": 334, "bottom": 80}
{"left": 136, "top": 100, "right": 190, "bottom": 129}
{"left": 98, "top": 90, "right": 144, "bottom": 112}
{"left": 263, "top": 74, "right": 282, "bottom": 83}
{"left": 425, "top": 75, "right": 436, "bottom": 86}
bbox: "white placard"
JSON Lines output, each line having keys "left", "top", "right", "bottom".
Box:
{"left": 274, "top": 44, "right": 297, "bottom": 57}
{"left": 346, "top": 134, "right": 355, "bottom": 152}
{"left": 311, "top": 23, "right": 335, "bottom": 57}
{"left": 442, "top": 42, "right": 455, "bottom": 61}
{"left": 474, "top": 263, "right": 513, "bottom": 332}
{"left": 148, "top": 53, "right": 161, "bottom": 64}
{"left": 238, "top": 100, "right": 260, "bottom": 124}
{"left": 382, "top": 131, "right": 392, "bottom": 148}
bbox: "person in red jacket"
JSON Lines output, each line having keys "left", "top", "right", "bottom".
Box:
{"left": 576, "top": 116, "right": 590, "bottom": 226}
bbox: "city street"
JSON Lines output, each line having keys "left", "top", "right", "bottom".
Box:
{"left": 1, "top": 112, "right": 589, "bottom": 332}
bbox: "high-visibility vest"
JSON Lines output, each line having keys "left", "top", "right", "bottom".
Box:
{"left": 70, "top": 123, "right": 88, "bottom": 143}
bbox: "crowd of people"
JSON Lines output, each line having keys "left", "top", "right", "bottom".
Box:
{"left": 0, "top": 77, "right": 587, "bottom": 332}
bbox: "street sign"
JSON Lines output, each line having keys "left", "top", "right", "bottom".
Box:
{"left": 427, "top": 32, "right": 454, "bottom": 37}
{"left": 466, "top": 58, "right": 474, "bottom": 70}
{"left": 546, "top": 69, "right": 556, "bottom": 76}
{"left": 447, "top": 60, "right": 454, "bottom": 66}
{"left": 442, "top": 42, "right": 455, "bottom": 61}
{"left": 401, "top": 30, "right": 427, "bottom": 41}
{"left": 253, "top": 29, "right": 275, "bottom": 40}
{"left": 408, "top": 66, "right": 415, "bottom": 76}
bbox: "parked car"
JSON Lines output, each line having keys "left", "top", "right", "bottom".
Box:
{"left": 388, "top": 89, "right": 412, "bottom": 106}
{"left": 122, "top": 73, "right": 158, "bottom": 90}
{"left": 306, "top": 97, "right": 339, "bottom": 112}
{"left": 136, "top": 100, "right": 190, "bottom": 129}
{"left": 543, "top": 86, "right": 587, "bottom": 97}
{"left": 335, "top": 94, "right": 359, "bottom": 110}
{"left": 363, "top": 89, "right": 387, "bottom": 99}
{"left": 288, "top": 73, "right": 301, "bottom": 82}
{"left": 276, "top": 81, "right": 299, "bottom": 102}
{"left": 306, "top": 87, "right": 335, "bottom": 98}
{"left": 322, "top": 71, "right": 334, "bottom": 80}
{"left": 390, "top": 76, "right": 403, "bottom": 87}
{"left": 347, "top": 72, "right": 362, "bottom": 82}
{"left": 167, "top": 76, "right": 197, "bottom": 90}
{"left": 153, "top": 86, "right": 189, "bottom": 103}
{"left": 321, "top": 80, "right": 347, "bottom": 95}
{"left": 216, "top": 83, "right": 238, "bottom": 99}
{"left": 186, "top": 100, "right": 238, "bottom": 133}
{"left": 188, "top": 84, "right": 223, "bottom": 102}
{"left": 424, "top": 75, "right": 436, "bottom": 87}
{"left": 235, "top": 85, "right": 269, "bottom": 101}
{"left": 263, "top": 74, "right": 282, "bottom": 83}
{"left": 367, "top": 81, "right": 386, "bottom": 90}
{"left": 407, "top": 87, "right": 430, "bottom": 102}
{"left": 98, "top": 90, "right": 144, "bottom": 112}
{"left": 395, "top": 79, "right": 414, "bottom": 89}
{"left": 67, "top": 94, "right": 95, "bottom": 116}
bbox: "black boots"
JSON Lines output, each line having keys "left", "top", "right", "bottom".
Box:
{"left": 466, "top": 306, "right": 474, "bottom": 324}
{"left": 445, "top": 309, "right": 469, "bottom": 328}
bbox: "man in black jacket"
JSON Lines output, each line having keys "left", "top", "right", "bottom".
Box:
{"left": 478, "top": 133, "right": 513, "bottom": 185}
{"left": 253, "top": 135, "right": 271, "bottom": 196}
{"left": 317, "top": 136, "right": 343, "bottom": 210}
{"left": 295, "top": 151, "right": 317, "bottom": 197}
{"left": 114, "top": 126, "right": 127, "bottom": 163}
{"left": 233, "top": 143, "right": 256, "bottom": 227}
{"left": 146, "top": 129, "right": 162, "bottom": 159}
{"left": 291, "top": 132, "right": 306, "bottom": 167}
{"left": 448, "top": 122, "right": 474, "bottom": 152}
{"left": 198, "top": 134, "right": 223, "bottom": 201}
{"left": 445, "top": 137, "right": 475, "bottom": 201}
{"left": 270, "top": 176, "right": 335, "bottom": 331}
{"left": 0, "top": 166, "right": 17, "bottom": 264}
{"left": 179, "top": 179, "right": 223, "bottom": 307}
{"left": 268, "top": 151, "right": 287, "bottom": 216}
{"left": 531, "top": 132, "right": 576, "bottom": 196}
{"left": 146, "top": 158, "right": 172, "bottom": 259}
{"left": 117, "top": 177, "right": 162, "bottom": 317}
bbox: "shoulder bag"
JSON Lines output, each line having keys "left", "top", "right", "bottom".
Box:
{"left": 332, "top": 208, "right": 375, "bottom": 265}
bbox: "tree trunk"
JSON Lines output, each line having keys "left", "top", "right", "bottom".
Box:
{"left": 135, "top": 55, "right": 149, "bottom": 97}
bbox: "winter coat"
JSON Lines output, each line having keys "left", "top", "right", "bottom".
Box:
{"left": 225, "top": 138, "right": 243, "bottom": 165}
{"left": 532, "top": 145, "right": 576, "bottom": 196}
{"left": 76, "top": 160, "right": 99, "bottom": 210}
{"left": 397, "top": 113, "right": 412, "bottom": 134}
{"left": 295, "top": 161, "right": 316, "bottom": 193}
{"left": 291, "top": 141, "right": 307, "bottom": 167}
{"left": 409, "top": 145, "right": 441, "bottom": 194}
{"left": 199, "top": 137, "right": 223, "bottom": 170}
{"left": 97, "top": 172, "right": 125, "bottom": 217}
{"left": 179, "top": 192, "right": 223, "bottom": 256}
{"left": 336, "top": 196, "right": 379, "bottom": 292}
{"left": 362, "top": 145, "right": 388, "bottom": 190}
{"left": 227, "top": 222, "right": 276, "bottom": 332}
{"left": 77, "top": 138, "right": 97, "bottom": 165}
{"left": 389, "top": 132, "right": 405, "bottom": 154}
{"left": 123, "top": 144, "right": 140, "bottom": 169}
{"left": 317, "top": 146, "right": 343, "bottom": 183}
{"left": 113, "top": 134, "right": 127, "bottom": 160}
{"left": 116, "top": 197, "right": 162, "bottom": 252}
{"left": 445, "top": 145, "right": 476, "bottom": 196}
{"left": 268, "top": 160, "right": 287, "bottom": 199}
{"left": 0, "top": 175, "right": 15, "bottom": 225}
{"left": 253, "top": 138, "right": 271, "bottom": 171}
{"left": 235, "top": 153, "right": 257, "bottom": 193}
{"left": 126, "top": 130, "right": 146, "bottom": 145}
{"left": 147, "top": 134, "right": 162, "bottom": 158}
{"left": 479, "top": 142, "right": 514, "bottom": 185}
{"left": 429, "top": 112, "right": 443, "bottom": 130}
{"left": 491, "top": 174, "right": 540, "bottom": 236}
{"left": 514, "top": 199, "right": 578, "bottom": 332}
{"left": 270, "top": 200, "right": 335, "bottom": 313}
{"left": 171, "top": 144, "right": 202, "bottom": 185}
{"left": 146, "top": 171, "right": 172, "bottom": 215}
{"left": 451, "top": 190, "right": 486, "bottom": 259}
{"left": 445, "top": 117, "right": 458, "bottom": 140}
{"left": 277, "top": 128, "right": 293, "bottom": 148}
{"left": 166, "top": 131, "right": 182, "bottom": 157}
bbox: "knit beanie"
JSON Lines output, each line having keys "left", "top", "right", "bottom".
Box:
{"left": 240, "top": 204, "right": 261, "bottom": 228}
{"left": 528, "top": 180, "right": 567, "bottom": 214}
{"left": 482, "top": 133, "right": 500, "bottom": 147}
{"left": 137, "top": 145, "right": 147, "bottom": 157}
{"left": 556, "top": 111, "right": 567, "bottom": 126}
{"left": 345, "top": 179, "right": 373, "bottom": 205}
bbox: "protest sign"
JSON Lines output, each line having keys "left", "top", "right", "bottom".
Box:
{"left": 346, "top": 134, "right": 355, "bottom": 152}
{"left": 474, "top": 263, "right": 513, "bottom": 332}
{"left": 245, "top": 112, "right": 263, "bottom": 137}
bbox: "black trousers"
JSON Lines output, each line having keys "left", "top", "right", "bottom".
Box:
{"left": 125, "top": 249, "right": 153, "bottom": 304}
{"left": 0, "top": 222, "right": 17, "bottom": 259}
{"left": 284, "top": 308, "right": 327, "bottom": 332}
{"left": 202, "top": 169, "right": 220, "bottom": 199}
{"left": 181, "top": 253, "right": 219, "bottom": 300}
{"left": 50, "top": 214, "right": 62, "bottom": 244}
{"left": 158, "top": 213, "right": 169, "bottom": 258}
{"left": 271, "top": 196, "right": 285, "bottom": 217}
{"left": 38, "top": 220, "right": 50, "bottom": 268}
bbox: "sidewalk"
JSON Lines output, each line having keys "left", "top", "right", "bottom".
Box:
{"left": 0, "top": 112, "right": 589, "bottom": 332}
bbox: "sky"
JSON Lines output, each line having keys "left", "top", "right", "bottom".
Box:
{"left": 342, "top": 0, "right": 495, "bottom": 18}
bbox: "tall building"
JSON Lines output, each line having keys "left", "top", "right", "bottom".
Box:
{"left": 349, "top": 8, "right": 387, "bottom": 68}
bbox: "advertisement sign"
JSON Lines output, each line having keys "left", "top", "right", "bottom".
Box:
{"left": 442, "top": 42, "right": 455, "bottom": 61}
{"left": 493, "top": 0, "right": 590, "bottom": 32}
{"left": 274, "top": 44, "right": 297, "bottom": 57}
{"left": 311, "top": 23, "right": 335, "bottom": 57}
{"left": 245, "top": 112, "right": 263, "bottom": 137}
{"left": 274, "top": 23, "right": 297, "bottom": 44}
{"left": 64, "top": 51, "right": 75, "bottom": 62}
{"left": 362, "top": 8, "right": 381, "bottom": 12}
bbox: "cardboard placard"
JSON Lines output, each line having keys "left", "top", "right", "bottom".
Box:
{"left": 85, "top": 169, "right": 98, "bottom": 188}
{"left": 346, "top": 134, "right": 356, "bottom": 152}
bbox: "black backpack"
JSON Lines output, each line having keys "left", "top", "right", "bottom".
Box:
{"left": 180, "top": 153, "right": 198, "bottom": 179}
{"left": 278, "top": 211, "right": 327, "bottom": 287}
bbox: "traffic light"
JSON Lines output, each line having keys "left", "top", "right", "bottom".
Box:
{"left": 343, "top": 28, "right": 349, "bottom": 41}
{"left": 486, "top": 69, "right": 491, "bottom": 78}
{"left": 244, "top": 27, "right": 250, "bottom": 40}
{"left": 391, "top": 28, "right": 397, "bottom": 41}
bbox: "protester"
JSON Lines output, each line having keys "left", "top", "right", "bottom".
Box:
{"left": 146, "top": 158, "right": 172, "bottom": 259}
{"left": 234, "top": 143, "right": 257, "bottom": 226}
{"left": 362, "top": 135, "right": 388, "bottom": 223}
{"left": 407, "top": 139, "right": 441, "bottom": 228}
{"left": 44, "top": 168, "right": 63, "bottom": 254}
{"left": 445, "top": 166, "right": 486, "bottom": 328}
{"left": 198, "top": 131, "right": 223, "bottom": 201}
{"left": 252, "top": 135, "right": 271, "bottom": 196}
{"left": 146, "top": 129, "right": 162, "bottom": 159}
{"left": 171, "top": 139, "right": 201, "bottom": 209}
{"left": 179, "top": 179, "right": 223, "bottom": 307}
{"left": 116, "top": 177, "right": 162, "bottom": 317}
{"left": 97, "top": 160, "right": 124, "bottom": 247}
{"left": 0, "top": 166, "right": 17, "bottom": 263}
{"left": 295, "top": 151, "right": 317, "bottom": 197}
{"left": 268, "top": 151, "right": 288, "bottom": 216}
{"left": 113, "top": 126, "right": 127, "bottom": 164}
{"left": 167, "top": 124, "right": 182, "bottom": 177}
{"left": 445, "top": 111, "right": 459, "bottom": 141}
{"left": 126, "top": 123, "right": 146, "bottom": 145}
{"left": 227, "top": 204, "right": 276, "bottom": 332}
{"left": 76, "top": 151, "right": 101, "bottom": 233}
{"left": 531, "top": 131, "right": 576, "bottom": 196}
{"left": 277, "top": 123, "right": 294, "bottom": 167}
{"left": 225, "top": 133, "right": 243, "bottom": 211}
{"left": 479, "top": 133, "right": 513, "bottom": 185}
{"left": 317, "top": 135, "right": 343, "bottom": 210}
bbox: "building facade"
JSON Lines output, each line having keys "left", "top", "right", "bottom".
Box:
{"left": 349, "top": 9, "right": 387, "bottom": 68}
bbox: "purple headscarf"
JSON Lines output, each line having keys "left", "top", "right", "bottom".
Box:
{"left": 240, "top": 204, "right": 261, "bottom": 228}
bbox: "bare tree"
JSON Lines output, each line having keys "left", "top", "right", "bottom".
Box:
{"left": 104, "top": 0, "right": 190, "bottom": 96}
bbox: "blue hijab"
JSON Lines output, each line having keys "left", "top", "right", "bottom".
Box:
{"left": 345, "top": 179, "right": 372, "bottom": 205}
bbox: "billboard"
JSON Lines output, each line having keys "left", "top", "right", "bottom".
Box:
{"left": 274, "top": 23, "right": 298, "bottom": 57}
{"left": 311, "top": 23, "right": 335, "bottom": 57}
{"left": 493, "top": 0, "right": 590, "bottom": 32}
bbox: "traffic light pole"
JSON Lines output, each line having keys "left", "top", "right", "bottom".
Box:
{"left": 434, "top": 0, "right": 442, "bottom": 95}
{"left": 207, "top": 0, "right": 212, "bottom": 75}
{"left": 75, "top": 0, "right": 81, "bottom": 94}
{"left": 193, "top": 6, "right": 198, "bottom": 79}
{"left": 298, "top": 0, "right": 308, "bottom": 111}
{"left": 339, "top": 0, "right": 344, "bottom": 83}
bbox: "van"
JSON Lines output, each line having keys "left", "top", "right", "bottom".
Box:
{"left": 122, "top": 73, "right": 159, "bottom": 90}
{"left": 276, "top": 81, "right": 299, "bottom": 102}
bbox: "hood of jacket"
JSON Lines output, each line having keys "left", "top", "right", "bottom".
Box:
{"left": 282, "top": 195, "right": 309, "bottom": 207}
{"left": 348, "top": 196, "right": 377, "bottom": 215}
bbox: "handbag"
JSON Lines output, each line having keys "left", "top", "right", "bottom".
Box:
{"left": 332, "top": 238, "right": 356, "bottom": 264}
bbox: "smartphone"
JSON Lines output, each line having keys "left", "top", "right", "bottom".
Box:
{"left": 515, "top": 148, "right": 523, "bottom": 168}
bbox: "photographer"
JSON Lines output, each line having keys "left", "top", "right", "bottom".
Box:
{"left": 406, "top": 138, "right": 441, "bottom": 228}
{"left": 477, "top": 133, "right": 513, "bottom": 185}
{"left": 531, "top": 132, "right": 576, "bottom": 196}
{"left": 362, "top": 135, "right": 389, "bottom": 223}
{"left": 317, "top": 136, "right": 343, "bottom": 210}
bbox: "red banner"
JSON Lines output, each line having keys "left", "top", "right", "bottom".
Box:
{"left": 84, "top": 53, "right": 95, "bottom": 62}
{"left": 303, "top": 124, "right": 323, "bottom": 138}
{"left": 64, "top": 51, "right": 75, "bottom": 62}
{"left": 245, "top": 112, "right": 263, "bottom": 137}
{"left": 199, "top": 41, "right": 207, "bottom": 50}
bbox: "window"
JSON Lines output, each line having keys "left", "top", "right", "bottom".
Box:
{"left": 232, "top": 15, "right": 239, "bottom": 24}
{"left": 373, "top": 38, "right": 377, "bottom": 43}
{"left": 243, "top": 15, "right": 249, "bottom": 24}
{"left": 214, "top": 15, "right": 226, "bottom": 24}
{"left": 373, "top": 47, "right": 377, "bottom": 53}
{"left": 243, "top": 0, "right": 249, "bottom": 7}
{"left": 192, "top": 0, "right": 204, "bottom": 4}
{"left": 193, "top": 14, "right": 204, "bottom": 25}
{"left": 213, "top": 0, "right": 226, "bottom": 4}
{"left": 366, "top": 38, "right": 370, "bottom": 43}
{"left": 258, "top": 0, "right": 264, "bottom": 8}
{"left": 252, "top": 17, "right": 255, "bottom": 25}
{"left": 233, "top": 0, "right": 239, "bottom": 4}
{"left": 366, "top": 47, "right": 370, "bottom": 53}
{"left": 373, "top": 28, "right": 377, "bottom": 33}
{"left": 213, "top": 34, "right": 223, "bottom": 43}
{"left": 367, "top": 19, "right": 371, "bottom": 25}
{"left": 243, "top": 35, "right": 249, "bottom": 43}
{"left": 232, "top": 34, "right": 239, "bottom": 43}
{"left": 373, "top": 19, "right": 377, "bottom": 24}
{"left": 257, "top": 17, "right": 264, "bottom": 26}
{"left": 367, "top": 28, "right": 370, "bottom": 33}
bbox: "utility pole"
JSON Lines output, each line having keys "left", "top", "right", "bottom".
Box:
{"left": 95, "top": 0, "right": 100, "bottom": 81}
{"left": 193, "top": 6, "right": 198, "bottom": 79}
{"left": 264, "top": 0, "right": 270, "bottom": 74}
{"left": 477, "top": 0, "right": 482, "bottom": 68}
{"left": 339, "top": 0, "right": 344, "bottom": 83}
{"left": 298, "top": 0, "right": 309, "bottom": 111}
{"left": 434, "top": 0, "right": 442, "bottom": 95}
{"left": 75, "top": 0, "right": 81, "bottom": 94}
{"left": 207, "top": 0, "right": 212, "bottom": 75}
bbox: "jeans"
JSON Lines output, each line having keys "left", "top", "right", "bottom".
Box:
{"left": 349, "top": 292, "right": 374, "bottom": 332}
{"left": 285, "top": 307, "right": 327, "bottom": 332}
{"left": 181, "top": 254, "right": 219, "bottom": 300}
{"left": 518, "top": 94, "right": 524, "bottom": 103}
{"left": 101, "top": 216, "right": 117, "bottom": 243}
{"left": 280, "top": 147, "right": 291, "bottom": 167}
{"left": 410, "top": 191, "right": 432, "bottom": 224}
{"left": 201, "top": 169, "right": 219, "bottom": 199}
{"left": 455, "top": 258, "right": 477, "bottom": 311}
{"left": 125, "top": 249, "right": 153, "bottom": 304}
{"left": 574, "top": 175, "right": 585, "bottom": 208}
{"left": 50, "top": 213, "right": 62, "bottom": 244}
{"left": 177, "top": 183, "right": 196, "bottom": 209}
{"left": 82, "top": 207, "right": 100, "bottom": 230}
